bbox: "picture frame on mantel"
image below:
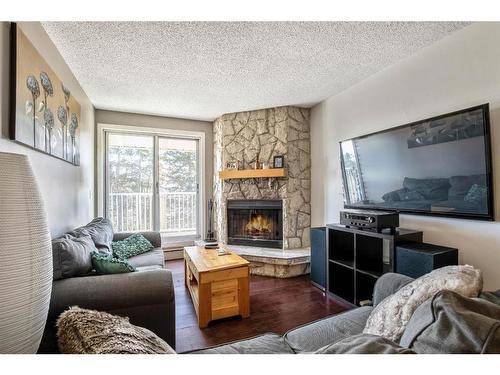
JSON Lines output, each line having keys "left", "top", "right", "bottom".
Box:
{"left": 226, "top": 160, "right": 239, "bottom": 170}
{"left": 273, "top": 155, "right": 284, "bottom": 168}
{"left": 9, "top": 23, "right": 81, "bottom": 165}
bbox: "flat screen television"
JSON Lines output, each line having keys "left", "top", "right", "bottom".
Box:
{"left": 340, "top": 104, "right": 494, "bottom": 220}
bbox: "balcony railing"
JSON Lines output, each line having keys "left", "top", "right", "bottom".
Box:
{"left": 108, "top": 192, "right": 197, "bottom": 235}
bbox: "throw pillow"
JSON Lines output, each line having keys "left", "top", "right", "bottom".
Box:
{"left": 52, "top": 234, "right": 96, "bottom": 280}
{"left": 449, "top": 174, "right": 486, "bottom": 200}
{"left": 315, "top": 334, "right": 415, "bottom": 354}
{"left": 400, "top": 290, "right": 500, "bottom": 353}
{"left": 56, "top": 306, "right": 175, "bottom": 354}
{"left": 91, "top": 251, "right": 136, "bottom": 275}
{"left": 363, "top": 265, "right": 482, "bottom": 343}
{"left": 382, "top": 189, "right": 402, "bottom": 202}
{"left": 112, "top": 233, "right": 154, "bottom": 260}
{"left": 69, "top": 217, "right": 114, "bottom": 255}
{"left": 464, "top": 184, "right": 487, "bottom": 203}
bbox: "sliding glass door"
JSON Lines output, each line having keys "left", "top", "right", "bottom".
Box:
{"left": 158, "top": 137, "right": 198, "bottom": 237}
{"left": 106, "top": 133, "right": 154, "bottom": 232}
{"left": 105, "top": 131, "right": 200, "bottom": 238}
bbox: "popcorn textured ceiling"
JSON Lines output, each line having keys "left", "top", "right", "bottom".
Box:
{"left": 42, "top": 22, "right": 469, "bottom": 121}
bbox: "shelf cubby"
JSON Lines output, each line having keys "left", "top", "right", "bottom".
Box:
{"left": 329, "top": 262, "right": 354, "bottom": 303}
{"left": 355, "top": 234, "right": 384, "bottom": 275}
{"left": 328, "top": 229, "right": 354, "bottom": 265}
{"left": 356, "top": 270, "right": 377, "bottom": 305}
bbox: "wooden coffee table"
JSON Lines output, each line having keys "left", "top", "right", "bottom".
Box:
{"left": 184, "top": 245, "right": 250, "bottom": 328}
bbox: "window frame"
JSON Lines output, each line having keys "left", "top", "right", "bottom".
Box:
{"left": 97, "top": 123, "right": 205, "bottom": 240}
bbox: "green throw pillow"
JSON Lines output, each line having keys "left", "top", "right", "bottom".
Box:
{"left": 91, "top": 251, "right": 136, "bottom": 275}
{"left": 112, "top": 233, "right": 154, "bottom": 259}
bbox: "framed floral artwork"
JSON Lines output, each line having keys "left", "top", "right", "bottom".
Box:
{"left": 10, "top": 23, "right": 81, "bottom": 165}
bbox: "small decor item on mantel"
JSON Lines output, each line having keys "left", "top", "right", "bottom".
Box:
{"left": 273, "top": 155, "right": 284, "bottom": 168}
{"left": 226, "top": 161, "right": 239, "bottom": 170}
{"left": 253, "top": 156, "right": 262, "bottom": 170}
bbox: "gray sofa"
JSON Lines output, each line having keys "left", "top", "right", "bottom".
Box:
{"left": 375, "top": 175, "right": 488, "bottom": 214}
{"left": 192, "top": 273, "right": 500, "bottom": 354}
{"left": 38, "top": 219, "right": 176, "bottom": 353}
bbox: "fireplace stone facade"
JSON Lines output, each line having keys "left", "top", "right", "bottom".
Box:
{"left": 213, "top": 106, "right": 311, "bottom": 249}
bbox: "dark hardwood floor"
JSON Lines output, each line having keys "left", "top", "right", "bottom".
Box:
{"left": 167, "top": 259, "right": 352, "bottom": 353}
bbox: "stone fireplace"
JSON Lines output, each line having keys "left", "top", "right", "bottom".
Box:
{"left": 227, "top": 199, "right": 283, "bottom": 249}
{"left": 213, "top": 106, "right": 311, "bottom": 250}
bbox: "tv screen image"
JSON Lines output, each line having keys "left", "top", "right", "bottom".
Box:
{"left": 340, "top": 104, "right": 493, "bottom": 220}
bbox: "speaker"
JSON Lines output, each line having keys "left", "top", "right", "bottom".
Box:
{"left": 396, "top": 242, "right": 458, "bottom": 279}
{"left": 310, "top": 227, "right": 326, "bottom": 290}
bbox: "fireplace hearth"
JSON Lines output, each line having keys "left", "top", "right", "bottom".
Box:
{"left": 227, "top": 200, "right": 283, "bottom": 249}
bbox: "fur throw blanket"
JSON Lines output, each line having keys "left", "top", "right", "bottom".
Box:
{"left": 57, "top": 306, "right": 175, "bottom": 354}
{"left": 363, "top": 265, "right": 482, "bottom": 343}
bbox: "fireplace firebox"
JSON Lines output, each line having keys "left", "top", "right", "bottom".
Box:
{"left": 227, "top": 200, "right": 283, "bottom": 249}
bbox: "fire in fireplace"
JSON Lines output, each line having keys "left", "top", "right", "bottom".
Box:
{"left": 227, "top": 200, "right": 283, "bottom": 248}
{"left": 245, "top": 214, "right": 272, "bottom": 237}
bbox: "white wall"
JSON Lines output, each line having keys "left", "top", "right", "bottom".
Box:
{"left": 0, "top": 22, "right": 95, "bottom": 237}
{"left": 311, "top": 22, "right": 500, "bottom": 290}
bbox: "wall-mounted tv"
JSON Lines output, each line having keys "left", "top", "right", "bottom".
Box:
{"left": 340, "top": 104, "right": 494, "bottom": 220}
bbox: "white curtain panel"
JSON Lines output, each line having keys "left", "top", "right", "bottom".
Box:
{"left": 0, "top": 152, "right": 52, "bottom": 353}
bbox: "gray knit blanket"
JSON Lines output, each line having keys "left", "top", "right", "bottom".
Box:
{"left": 57, "top": 306, "right": 175, "bottom": 354}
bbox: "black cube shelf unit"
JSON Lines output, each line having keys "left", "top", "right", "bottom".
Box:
{"left": 326, "top": 224, "right": 423, "bottom": 306}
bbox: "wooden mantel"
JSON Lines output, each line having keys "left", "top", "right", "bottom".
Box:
{"left": 219, "top": 168, "right": 287, "bottom": 180}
